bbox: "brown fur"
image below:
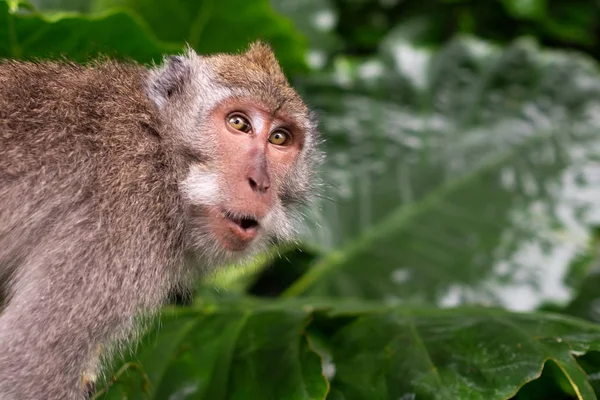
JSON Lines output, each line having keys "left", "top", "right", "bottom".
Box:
{"left": 0, "top": 43, "right": 321, "bottom": 399}
{"left": 210, "top": 42, "right": 308, "bottom": 116}
{"left": 0, "top": 59, "right": 186, "bottom": 399}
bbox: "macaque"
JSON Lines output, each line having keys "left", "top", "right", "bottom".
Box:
{"left": 0, "top": 42, "right": 321, "bottom": 399}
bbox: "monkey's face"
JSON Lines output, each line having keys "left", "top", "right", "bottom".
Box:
{"left": 179, "top": 95, "right": 317, "bottom": 266}
{"left": 148, "top": 43, "right": 321, "bottom": 268}
{"left": 208, "top": 97, "right": 301, "bottom": 245}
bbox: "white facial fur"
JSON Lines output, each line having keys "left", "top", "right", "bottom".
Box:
{"left": 179, "top": 165, "right": 222, "bottom": 207}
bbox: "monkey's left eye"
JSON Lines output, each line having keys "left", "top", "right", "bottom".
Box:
{"left": 228, "top": 115, "right": 251, "bottom": 133}
{"left": 268, "top": 130, "right": 291, "bottom": 146}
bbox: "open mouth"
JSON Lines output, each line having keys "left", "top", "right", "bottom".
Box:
{"left": 222, "top": 210, "right": 260, "bottom": 241}
{"left": 230, "top": 215, "right": 259, "bottom": 230}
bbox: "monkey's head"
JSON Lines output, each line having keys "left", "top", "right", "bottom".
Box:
{"left": 147, "top": 42, "right": 321, "bottom": 267}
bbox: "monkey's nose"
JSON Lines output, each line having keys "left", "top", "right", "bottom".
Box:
{"left": 248, "top": 175, "right": 270, "bottom": 193}
{"left": 247, "top": 154, "right": 271, "bottom": 193}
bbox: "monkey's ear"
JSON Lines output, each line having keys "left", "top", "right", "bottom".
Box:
{"left": 147, "top": 55, "right": 192, "bottom": 109}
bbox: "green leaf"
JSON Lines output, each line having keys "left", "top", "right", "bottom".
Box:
{"left": 513, "top": 360, "right": 577, "bottom": 400}
{"left": 540, "top": 4, "right": 597, "bottom": 46}
{"left": 30, "top": 0, "right": 94, "bottom": 12}
{"left": 287, "top": 36, "right": 600, "bottom": 310}
{"left": 97, "top": 300, "right": 330, "bottom": 400}
{"left": 0, "top": 0, "right": 306, "bottom": 74}
{"left": 97, "top": 299, "right": 600, "bottom": 399}
{"left": 500, "top": 0, "right": 547, "bottom": 20}
{"left": 271, "top": 0, "right": 341, "bottom": 69}
{"left": 329, "top": 308, "right": 597, "bottom": 399}
{"left": 90, "top": 0, "right": 307, "bottom": 74}
{"left": 561, "top": 229, "right": 600, "bottom": 324}
{"left": 0, "top": 0, "right": 177, "bottom": 62}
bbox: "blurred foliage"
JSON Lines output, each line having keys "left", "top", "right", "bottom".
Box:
{"left": 0, "top": 0, "right": 173, "bottom": 62}
{"left": 28, "top": 0, "right": 600, "bottom": 68}
{"left": 91, "top": 0, "right": 307, "bottom": 74}
{"left": 286, "top": 37, "right": 600, "bottom": 312}
{"left": 4, "top": 0, "right": 600, "bottom": 398}
{"left": 329, "top": 0, "right": 600, "bottom": 58}
{"left": 10, "top": 0, "right": 306, "bottom": 73}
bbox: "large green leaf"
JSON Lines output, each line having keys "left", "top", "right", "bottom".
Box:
{"left": 0, "top": 0, "right": 306, "bottom": 73}
{"left": 96, "top": 299, "right": 329, "bottom": 400}
{"left": 90, "top": 0, "right": 307, "bottom": 74}
{"left": 285, "top": 36, "right": 600, "bottom": 310}
{"left": 0, "top": 0, "right": 177, "bottom": 62}
{"left": 30, "top": 0, "right": 94, "bottom": 12}
{"left": 97, "top": 299, "right": 600, "bottom": 399}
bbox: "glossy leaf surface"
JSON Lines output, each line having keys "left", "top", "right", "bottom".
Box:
{"left": 98, "top": 299, "right": 600, "bottom": 400}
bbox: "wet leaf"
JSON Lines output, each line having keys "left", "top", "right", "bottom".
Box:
{"left": 97, "top": 300, "right": 329, "bottom": 400}
{"left": 98, "top": 299, "right": 600, "bottom": 400}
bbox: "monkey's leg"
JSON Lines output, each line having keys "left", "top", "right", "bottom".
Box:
{"left": 0, "top": 225, "right": 171, "bottom": 400}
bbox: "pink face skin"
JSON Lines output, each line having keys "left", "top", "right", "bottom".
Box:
{"left": 204, "top": 98, "right": 304, "bottom": 251}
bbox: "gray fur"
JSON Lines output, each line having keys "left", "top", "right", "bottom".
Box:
{"left": 0, "top": 44, "right": 321, "bottom": 400}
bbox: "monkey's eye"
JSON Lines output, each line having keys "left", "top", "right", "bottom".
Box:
{"left": 228, "top": 115, "right": 251, "bottom": 133}
{"left": 268, "top": 130, "right": 290, "bottom": 146}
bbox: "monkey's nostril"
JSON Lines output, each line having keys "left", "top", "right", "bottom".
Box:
{"left": 248, "top": 176, "right": 270, "bottom": 193}
{"left": 248, "top": 177, "right": 258, "bottom": 190}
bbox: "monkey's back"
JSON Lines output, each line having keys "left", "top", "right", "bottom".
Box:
{"left": 0, "top": 60, "right": 161, "bottom": 179}
{"left": 0, "top": 60, "right": 185, "bottom": 287}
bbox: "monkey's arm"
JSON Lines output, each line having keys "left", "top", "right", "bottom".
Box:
{"left": 0, "top": 209, "right": 176, "bottom": 400}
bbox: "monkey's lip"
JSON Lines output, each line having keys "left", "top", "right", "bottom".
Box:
{"left": 221, "top": 209, "right": 260, "bottom": 242}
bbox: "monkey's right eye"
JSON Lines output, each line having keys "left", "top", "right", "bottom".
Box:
{"left": 227, "top": 115, "right": 251, "bottom": 133}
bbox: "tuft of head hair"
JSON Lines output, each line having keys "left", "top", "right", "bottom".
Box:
{"left": 147, "top": 41, "right": 309, "bottom": 121}
{"left": 205, "top": 41, "right": 307, "bottom": 116}
{"left": 241, "top": 41, "right": 288, "bottom": 82}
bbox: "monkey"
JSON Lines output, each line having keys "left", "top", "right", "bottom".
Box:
{"left": 0, "top": 42, "right": 321, "bottom": 399}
